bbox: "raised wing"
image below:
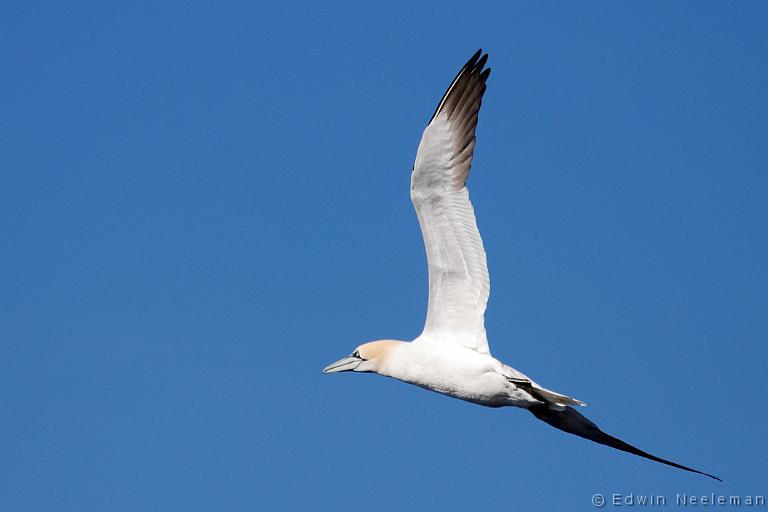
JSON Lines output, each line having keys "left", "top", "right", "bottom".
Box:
{"left": 410, "top": 50, "right": 492, "bottom": 354}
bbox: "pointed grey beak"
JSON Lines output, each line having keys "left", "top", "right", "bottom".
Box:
{"left": 323, "top": 356, "right": 362, "bottom": 373}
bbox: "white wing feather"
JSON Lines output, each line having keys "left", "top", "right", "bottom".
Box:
{"left": 411, "top": 51, "right": 492, "bottom": 354}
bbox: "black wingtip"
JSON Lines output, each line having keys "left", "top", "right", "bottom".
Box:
{"left": 530, "top": 405, "right": 722, "bottom": 482}
{"left": 459, "top": 49, "right": 485, "bottom": 79}
{"left": 475, "top": 53, "right": 489, "bottom": 72}
{"left": 427, "top": 49, "right": 491, "bottom": 124}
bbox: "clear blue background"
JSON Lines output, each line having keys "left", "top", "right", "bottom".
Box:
{"left": 2, "top": 1, "right": 766, "bottom": 510}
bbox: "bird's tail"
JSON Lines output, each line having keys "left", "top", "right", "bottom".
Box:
{"left": 529, "top": 404, "right": 722, "bottom": 481}
{"left": 505, "top": 375, "right": 587, "bottom": 407}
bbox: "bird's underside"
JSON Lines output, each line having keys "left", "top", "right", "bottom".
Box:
{"left": 324, "top": 49, "right": 721, "bottom": 482}
{"left": 390, "top": 339, "right": 722, "bottom": 481}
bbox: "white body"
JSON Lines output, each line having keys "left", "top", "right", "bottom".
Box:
{"left": 378, "top": 339, "right": 536, "bottom": 407}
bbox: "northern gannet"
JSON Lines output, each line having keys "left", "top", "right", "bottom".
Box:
{"left": 323, "top": 50, "right": 720, "bottom": 481}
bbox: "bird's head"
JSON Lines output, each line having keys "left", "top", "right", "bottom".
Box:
{"left": 322, "top": 339, "right": 404, "bottom": 374}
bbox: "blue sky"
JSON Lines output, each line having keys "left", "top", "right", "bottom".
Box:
{"left": 2, "top": 1, "right": 767, "bottom": 510}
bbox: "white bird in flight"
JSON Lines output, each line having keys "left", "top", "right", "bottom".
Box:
{"left": 324, "top": 50, "right": 720, "bottom": 481}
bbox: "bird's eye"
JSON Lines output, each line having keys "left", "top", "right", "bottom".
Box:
{"left": 352, "top": 350, "right": 362, "bottom": 359}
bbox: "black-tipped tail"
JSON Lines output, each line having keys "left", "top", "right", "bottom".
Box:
{"left": 529, "top": 404, "right": 721, "bottom": 481}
